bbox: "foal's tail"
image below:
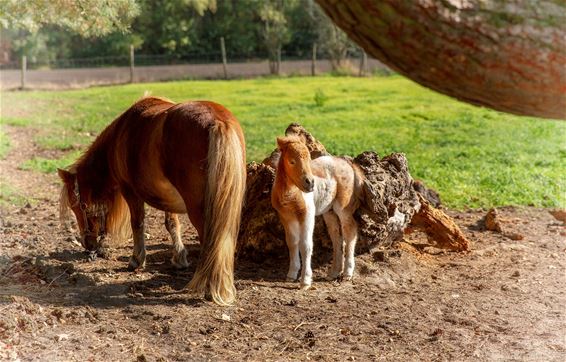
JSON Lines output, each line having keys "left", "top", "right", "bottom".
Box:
{"left": 351, "top": 162, "right": 368, "bottom": 209}
{"left": 188, "top": 120, "right": 246, "bottom": 306}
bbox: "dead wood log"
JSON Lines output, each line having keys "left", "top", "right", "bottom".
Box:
{"left": 237, "top": 124, "right": 470, "bottom": 258}
{"left": 408, "top": 195, "right": 470, "bottom": 251}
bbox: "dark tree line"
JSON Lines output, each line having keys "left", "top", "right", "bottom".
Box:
{"left": 2, "top": 0, "right": 356, "bottom": 69}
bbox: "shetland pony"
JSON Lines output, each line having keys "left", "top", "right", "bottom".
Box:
{"left": 58, "top": 96, "right": 246, "bottom": 305}
{"left": 271, "top": 136, "right": 364, "bottom": 289}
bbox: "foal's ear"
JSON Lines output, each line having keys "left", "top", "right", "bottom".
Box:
{"left": 57, "top": 168, "right": 75, "bottom": 183}
{"left": 276, "top": 137, "right": 289, "bottom": 150}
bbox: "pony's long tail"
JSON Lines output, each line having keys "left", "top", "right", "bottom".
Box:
{"left": 188, "top": 120, "right": 246, "bottom": 306}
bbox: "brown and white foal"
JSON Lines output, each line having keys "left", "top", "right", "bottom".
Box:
{"left": 271, "top": 136, "right": 364, "bottom": 289}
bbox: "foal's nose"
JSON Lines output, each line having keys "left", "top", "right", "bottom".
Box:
{"left": 304, "top": 176, "right": 315, "bottom": 192}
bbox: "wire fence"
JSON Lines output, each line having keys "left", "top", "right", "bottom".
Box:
{"left": 1, "top": 44, "right": 393, "bottom": 90}
{"left": 1, "top": 47, "right": 370, "bottom": 70}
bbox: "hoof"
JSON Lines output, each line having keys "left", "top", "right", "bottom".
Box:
{"left": 128, "top": 255, "right": 145, "bottom": 271}
{"left": 86, "top": 251, "right": 98, "bottom": 262}
{"left": 343, "top": 274, "right": 353, "bottom": 282}
{"left": 300, "top": 283, "right": 312, "bottom": 291}
{"left": 326, "top": 271, "right": 342, "bottom": 281}
{"left": 171, "top": 248, "right": 189, "bottom": 269}
{"left": 96, "top": 247, "right": 109, "bottom": 259}
{"left": 286, "top": 276, "right": 298, "bottom": 282}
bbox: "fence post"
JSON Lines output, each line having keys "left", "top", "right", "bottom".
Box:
{"left": 311, "top": 43, "right": 317, "bottom": 76}
{"left": 129, "top": 44, "right": 135, "bottom": 83}
{"left": 220, "top": 37, "right": 228, "bottom": 79}
{"left": 20, "top": 55, "right": 27, "bottom": 89}
{"left": 359, "top": 50, "right": 367, "bottom": 76}
{"left": 276, "top": 46, "right": 281, "bottom": 75}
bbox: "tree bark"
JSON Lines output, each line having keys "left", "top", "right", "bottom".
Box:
{"left": 315, "top": 0, "right": 566, "bottom": 120}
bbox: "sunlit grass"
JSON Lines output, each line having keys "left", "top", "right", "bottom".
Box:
{"left": 1, "top": 75, "right": 564, "bottom": 209}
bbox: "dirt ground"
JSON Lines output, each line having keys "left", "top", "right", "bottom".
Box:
{"left": 0, "top": 59, "right": 387, "bottom": 90}
{"left": 0, "top": 125, "right": 565, "bottom": 361}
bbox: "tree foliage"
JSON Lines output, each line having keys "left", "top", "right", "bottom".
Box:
{"left": 0, "top": 0, "right": 140, "bottom": 37}
{"left": 1, "top": 0, "right": 354, "bottom": 68}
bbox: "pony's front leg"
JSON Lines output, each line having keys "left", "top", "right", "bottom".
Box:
{"left": 123, "top": 193, "right": 146, "bottom": 270}
{"left": 165, "top": 212, "right": 189, "bottom": 269}
{"left": 283, "top": 220, "right": 301, "bottom": 281}
{"left": 299, "top": 215, "right": 315, "bottom": 290}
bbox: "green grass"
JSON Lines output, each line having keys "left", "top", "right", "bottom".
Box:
{"left": 0, "top": 128, "right": 10, "bottom": 159}
{"left": 1, "top": 75, "right": 564, "bottom": 209}
{"left": 0, "top": 181, "right": 29, "bottom": 207}
{"left": 21, "top": 150, "right": 82, "bottom": 174}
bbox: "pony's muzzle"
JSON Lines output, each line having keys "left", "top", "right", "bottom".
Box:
{"left": 303, "top": 176, "right": 315, "bottom": 192}
{"left": 80, "top": 233, "right": 102, "bottom": 252}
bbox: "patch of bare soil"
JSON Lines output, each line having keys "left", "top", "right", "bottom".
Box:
{"left": 1, "top": 127, "right": 565, "bottom": 361}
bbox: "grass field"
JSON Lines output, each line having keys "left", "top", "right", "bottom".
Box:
{"left": 1, "top": 75, "right": 564, "bottom": 209}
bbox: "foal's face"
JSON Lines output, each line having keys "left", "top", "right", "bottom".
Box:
{"left": 277, "top": 137, "right": 315, "bottom": 192}
{"left": 58, "top": 169, "right": 106, "bottom": 251}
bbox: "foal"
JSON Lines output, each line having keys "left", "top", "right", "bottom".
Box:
{"left": 271, "top": 136, "right": 364, "bottom": 289}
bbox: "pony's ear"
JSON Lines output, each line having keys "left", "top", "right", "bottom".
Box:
{"left": 57, "top": 168, "right": 75, "bottom": 184}
{"left": 276, "top": 137, "right": 289, "bottom": 150}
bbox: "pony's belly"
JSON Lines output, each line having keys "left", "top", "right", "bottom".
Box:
{"left": 141, "top": 180, "right": 187, "bottom": 214}
{"left": 314, "top": 178, "right": 336, "bottom": 216}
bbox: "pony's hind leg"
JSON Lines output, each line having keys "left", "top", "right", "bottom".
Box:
{"left": 323, "top": 211, "right": 344, "bottom": 280}
{"left": 165, "top": 212, "right": 189, "bottom": 269}
{"left": 337, "top": 211, "right": 358, "bottom": 281}
{"left": 283, "top": 220, "right": 301, "bottom": 281}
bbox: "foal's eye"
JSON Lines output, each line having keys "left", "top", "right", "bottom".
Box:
{"left": 289, "top": 160, "right": 296, "bottom": 165}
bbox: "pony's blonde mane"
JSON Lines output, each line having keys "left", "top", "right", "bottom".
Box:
{"left": 59, "top": 183, "right": 72, "bottom": 226}
{"left": 106, "top": 191, "right": 132, "bottom": 244}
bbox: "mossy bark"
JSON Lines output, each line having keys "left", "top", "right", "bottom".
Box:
{"left": 316, "top": 0, "right": 566, "bottom": 119}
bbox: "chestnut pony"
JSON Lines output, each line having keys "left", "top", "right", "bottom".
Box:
{"left": 58, "top": 96, "right": 246, "bottom": 305}
{"left": 271, "top": 136, "right": 364, "bottom": 289}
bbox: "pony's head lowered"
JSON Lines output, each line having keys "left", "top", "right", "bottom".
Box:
{"left": 58, "top": 168, "right": 130, "bottom": 252}
{"left": 277, "top": 136, "right": 315, "bottom": 192}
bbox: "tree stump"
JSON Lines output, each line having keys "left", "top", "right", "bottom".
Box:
{"left": 237, "top": 124, "right": 470, "bottom": 259}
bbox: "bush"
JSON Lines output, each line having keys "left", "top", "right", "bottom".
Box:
{"left": 313, "top": 88, "right": 328, "bottom": 107}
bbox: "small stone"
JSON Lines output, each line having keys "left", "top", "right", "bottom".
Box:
{"left": 372, "top": 250, "right": 387, "bottom": 262}
{"left": 505, "top": 232, "right": 524, "bottom": 241}
{"left": 511, "top": 270, "right": 520, "bottom": 278}
{"left": 549, "top": 209, "right": 566, "bottom": 224}
{"left": 485, "top": 208, "right": 503, "bottom": 232}
{"left": 56, "top": 334, "right": 69, "bottom": 342}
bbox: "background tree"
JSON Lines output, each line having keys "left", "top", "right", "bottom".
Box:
{"left": 0, "top": 0, "right": 140, "bottom": 37}
{"left": 258, "top": 0, "right": 292, "bottom": 74}
{"left": 305, "top": 0, "right": 354, "bottom": 71}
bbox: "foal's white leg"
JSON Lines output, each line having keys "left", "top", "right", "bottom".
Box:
{"left": 338, "top": 212, "right": 358, "bottom": 280}
{"left": 300, "top": 192, "right": 316, "bottom": 289}
{"left": 284, "top": 220, "right": 301, "bottom": 281}
{"left": 323, "top": 211, "right": 344, "bottom": 280}
{"left": 165, "top": 213, "right": 189, "bottom": 269}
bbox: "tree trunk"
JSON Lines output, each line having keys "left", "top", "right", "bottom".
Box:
{"left": 315, "top": 0, "right": 566, "bottom": 120}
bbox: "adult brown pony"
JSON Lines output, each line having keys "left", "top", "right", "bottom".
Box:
{"left": 57, "top": 96, "right": 246, "bottom": 305}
